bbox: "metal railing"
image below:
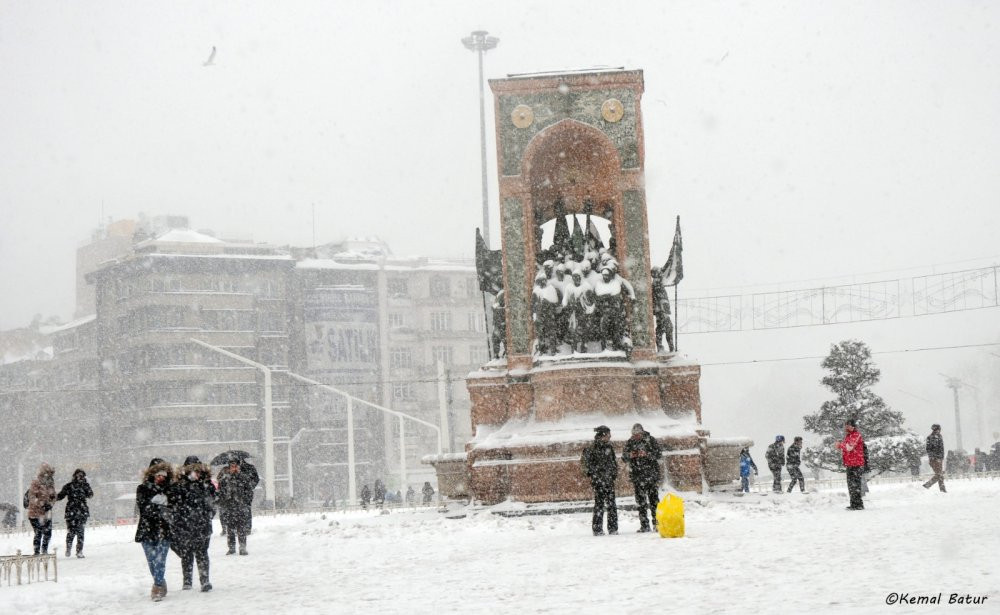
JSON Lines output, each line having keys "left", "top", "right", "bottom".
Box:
{"left": 0, "top": 550, "right": 57, "bottom": 587}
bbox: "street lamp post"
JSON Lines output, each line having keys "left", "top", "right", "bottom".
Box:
{"left": 190, "top": 339, "right": 276, "bottom": 508}
{"left": 462, "top": 30, "right": 498, "bottom": 248}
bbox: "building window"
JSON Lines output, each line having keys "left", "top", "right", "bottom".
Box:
{"left": 390, "top": 347, "right": 412, "bottom": 369}
{"left": 469, "top": 345, "right": 488, "bottom": 364}
{"left": 467, "top": 312, "right": 485, "bottom": 333}
{"left": 260, "top": 310, "right": 286, "bottom": 332}
{"left": 392, "top": 381, "right": 414, "bottom": 400}
{"left": 429, "top": 276, "right": 451, "bottom": 297}
{"left": 430, "top": 312, "right": 451, "bottom": 332}
{"left": 388, "top": 279, "right": 408, "bottom": 297}
{"left": 432, "top": 346, "right": 453, "bottom": 365}
{"left": 388, "top": 313, "right": 404, "bottom": 328}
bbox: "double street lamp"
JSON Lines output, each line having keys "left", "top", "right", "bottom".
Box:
{"left": 462, "top": 30, "right": 499, "bottom": 248}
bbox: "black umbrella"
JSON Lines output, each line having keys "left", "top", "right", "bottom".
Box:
{"left": 210, "top": 450, "right": 253, "bottom": 466}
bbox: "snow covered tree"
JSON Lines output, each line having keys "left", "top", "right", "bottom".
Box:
{"left": 803, "top": 340, "right": 922, "bottom": 474}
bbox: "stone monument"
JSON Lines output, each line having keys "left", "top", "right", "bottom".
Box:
{"left": 428, "top": 69, "right": 748, "bottom": 504}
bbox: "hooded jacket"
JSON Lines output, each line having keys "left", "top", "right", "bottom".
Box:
{"left": 170, "top": 461, "right": 217, "bottom": 546}
{"left": 135, "top": 462, "right": 175, "bottom": 543}
{"left": 581, "top": 437, "right": 619, "bottom": 486}
{"left": 27, "top": 463, "right": 57, "bottom": 520}
{"left": 56, "top": 470, "right": 93, "bottom": 523}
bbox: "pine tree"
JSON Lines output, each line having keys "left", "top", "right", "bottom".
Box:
{"left": 803, "top": 340, "right": 922, "bottom": 474}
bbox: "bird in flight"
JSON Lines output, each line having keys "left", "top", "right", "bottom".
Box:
{"left": 203, "top": 46, "right": 217, "bottom": 67}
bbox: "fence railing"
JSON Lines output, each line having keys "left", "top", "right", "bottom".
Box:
{"left": 0, "top": 551, "right": 57, "bottom": 587}
{"left": 743, "top": 470, "right": 1000, "bottom": 494}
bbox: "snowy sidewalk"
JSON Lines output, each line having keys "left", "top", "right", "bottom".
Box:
{"left": 1, "top": 480, "right": 997, "bottom": 614}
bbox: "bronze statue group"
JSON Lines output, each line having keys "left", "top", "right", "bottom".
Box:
{"left": 524, "top": 246, "right": 675, "bottom": 358}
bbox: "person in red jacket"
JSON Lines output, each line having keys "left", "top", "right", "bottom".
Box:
{"left": 835, "top": 419, "right": 866, "bottom": 510}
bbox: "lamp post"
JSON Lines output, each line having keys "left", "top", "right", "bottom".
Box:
{"left": 462, "top": 30, "right": 498, "bottom": 248}
{"left": 190, "top": 339, "right": 276, "bottom": 508}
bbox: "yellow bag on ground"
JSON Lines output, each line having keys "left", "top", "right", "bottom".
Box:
{"left": 656, "top": 492, "right": 684, "bottom": 538}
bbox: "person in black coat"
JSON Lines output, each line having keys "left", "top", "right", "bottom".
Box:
{"left": 765, "top": 436, "right": 786, "bottom": 493}
{"left": 581, "top": 425, "right": 619, "bottom": 536}
{"left": 217, "top": 458, "right": 258, "bottom": 556}
{"left": 373, "top": 479, "right": 386, "bottom": 510}
{"left": 56, "top": 468, "right": 93, "bottom": 558}
{"left": 621, "top": 423, "right": 662, "bottom": 532}
{"left": 170, "top": 456, "right": 217, "bottom": 592}
{"left": 923, "top": 424, "right": 946, "bottom": 492}
{"left": 135, "top": 459, "right": 175, "bottom": 601}
{"left": 360, "top": 484, "right": 371, "bottom": 510}
{"left": 785, "top": 437, "right": 806, "bottom": 493}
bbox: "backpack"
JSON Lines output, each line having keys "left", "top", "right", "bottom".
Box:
{"left": 23, "top": 490, "right": 29, "bottom": 509}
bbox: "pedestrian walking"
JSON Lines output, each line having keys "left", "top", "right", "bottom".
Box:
{"left": 405, "top": 486, "right": 415, "bottom": 505}
{"left": 621, "top": 423, "right": 662, "bottom": 532}
{"left": 786, "top": 437, "right": 806, "bottom": 493}
{"left": 360, "top": 484, "right": 371, "bottom": 510}
{"left": 581, "top": 425, "right": 619, "bottom": 536}
{"left": 27, "top": 463, "right": 57, "bottom": 555}
{"left": 135, "top": 459, "right": 174, "bottom": 601}
{"left": 765, "top": 436, "right": 786, "bottom": 493}
{"left": 739, "top": 448, "right": 758, "bottom": 494}
{"left": 170, "top": 456, "right": 216, "bottom": 592}
{"left": 218, "top": 458, "right": 258, "bottom": 556}
{"left": 835, "top": 420, "right": 866, "bottom": 510}
{"left": 923, "top": 424, "right": 946, "bottom": 492}
{"left": 421, "top": 482, "right": 434, "bottom": 505}
{"left": 373, "top": 479, "right": 386, "bottom": 510}
{"left": 56, "top": 469, "right": 93, "bottom": 558}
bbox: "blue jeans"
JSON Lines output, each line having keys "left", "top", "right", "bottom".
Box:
{"left": 741, "top": 475, "right": 750, "bottom": 493}
{"left": 141, "top": 540, "right": 170, "bottom": 586}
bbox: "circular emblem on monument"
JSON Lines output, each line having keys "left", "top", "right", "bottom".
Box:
{"left": 601, "top": 98, "right": 624, "bottom": 123}
{"left": 511, "top": 105, "right": 534, "bottom": 128}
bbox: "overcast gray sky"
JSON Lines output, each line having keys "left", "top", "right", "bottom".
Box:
{"left": 2, "top": 1, "right": 998, "bottom": 450}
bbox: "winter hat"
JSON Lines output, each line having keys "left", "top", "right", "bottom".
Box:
{"left": 184, "top": 455, "right": 201, "bottom": 466}
{"left": 775, "top": 435, "right": 785, "bottom": 442}
{"left": 632, "top": 423, "right": 644, "bottom": 435}
{"left": 149, "top": 458, "right": 166, "bottom": 467}
{"left": 73, "top": 468, "right": 87, "bottom": 480}
{"left": 931, "top": 424, "right": 941, "bottom": 431}
{"left": 594, "top": 425, "right": 611, "bottom": 436}
{"left": 535, "top": 272, "right": 546, "bottom": 282}
{"left": 793, "top": 437, "right": 803, "bottom": 443}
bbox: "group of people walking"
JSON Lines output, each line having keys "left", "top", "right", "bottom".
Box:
{"left": 359, "top": 480, "right": 436, "bottom": 509}
{"left": 580, "top": 423, "right": 663, "bottom": 535}
{"left": 134, "top": 455, "right": 258, "bottom": 602}
{"left": 25, "top": 464, "right": 93, "bottom": 557}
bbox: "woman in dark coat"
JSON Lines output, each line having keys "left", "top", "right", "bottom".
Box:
{"left": 170, "top": 456, "right": 216, "bottom": 592}
{"left": 56, "top": 468, "right": 93, "bottom": 558}
{"left": 135, "top": 459, "right": 175, "bottom": 602}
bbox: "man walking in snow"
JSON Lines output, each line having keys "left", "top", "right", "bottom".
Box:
{"left": 622, "top": 423, "right": 662, "bottom": 532}
{"left": 581, "top": 425, "right": 618, "bottom": 536}
{"left": 923, "top": 424, "right": 946, "bottom": 492}
{"left": 765, "top": 436, "right": 786, "bottom": 493}
{"left": 786, "top": 437, "right": 806, "bottom": 493}
{"left": 836, "top": 419, "right": 866, "bottom": 510}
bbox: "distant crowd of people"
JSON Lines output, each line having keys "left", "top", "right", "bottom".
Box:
{"left": 359, "top": 480, "right": 435, "bottom": 510}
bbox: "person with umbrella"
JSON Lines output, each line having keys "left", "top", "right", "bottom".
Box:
{"left": 217, "top": 456, "right": 258, "bottom": 555}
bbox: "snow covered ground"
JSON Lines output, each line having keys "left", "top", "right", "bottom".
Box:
{"left": 2, "top": 480, "right": 998, "bottom": 614}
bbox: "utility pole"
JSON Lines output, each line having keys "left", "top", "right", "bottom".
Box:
{"left": 462, "top": 30, "right": 499, "bottom": 248}
{"left": 191, "top": 339, "right": 276, "bottom": 508}
{"left": 945, "top": 377, "right": 964, "bottom": 451}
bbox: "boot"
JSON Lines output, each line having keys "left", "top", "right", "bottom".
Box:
{"left": 201, "top": 583, "right": 213, "bottom": 592}
{"left": 66, "top": 547, "right": 71, "bottom": 557}
{"left": 239, "top": 545, "right": 248, "bottom": 556}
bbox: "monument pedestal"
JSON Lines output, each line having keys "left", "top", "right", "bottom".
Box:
{"left": 463, "top": 354, "right": 708, "bottom": 505}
